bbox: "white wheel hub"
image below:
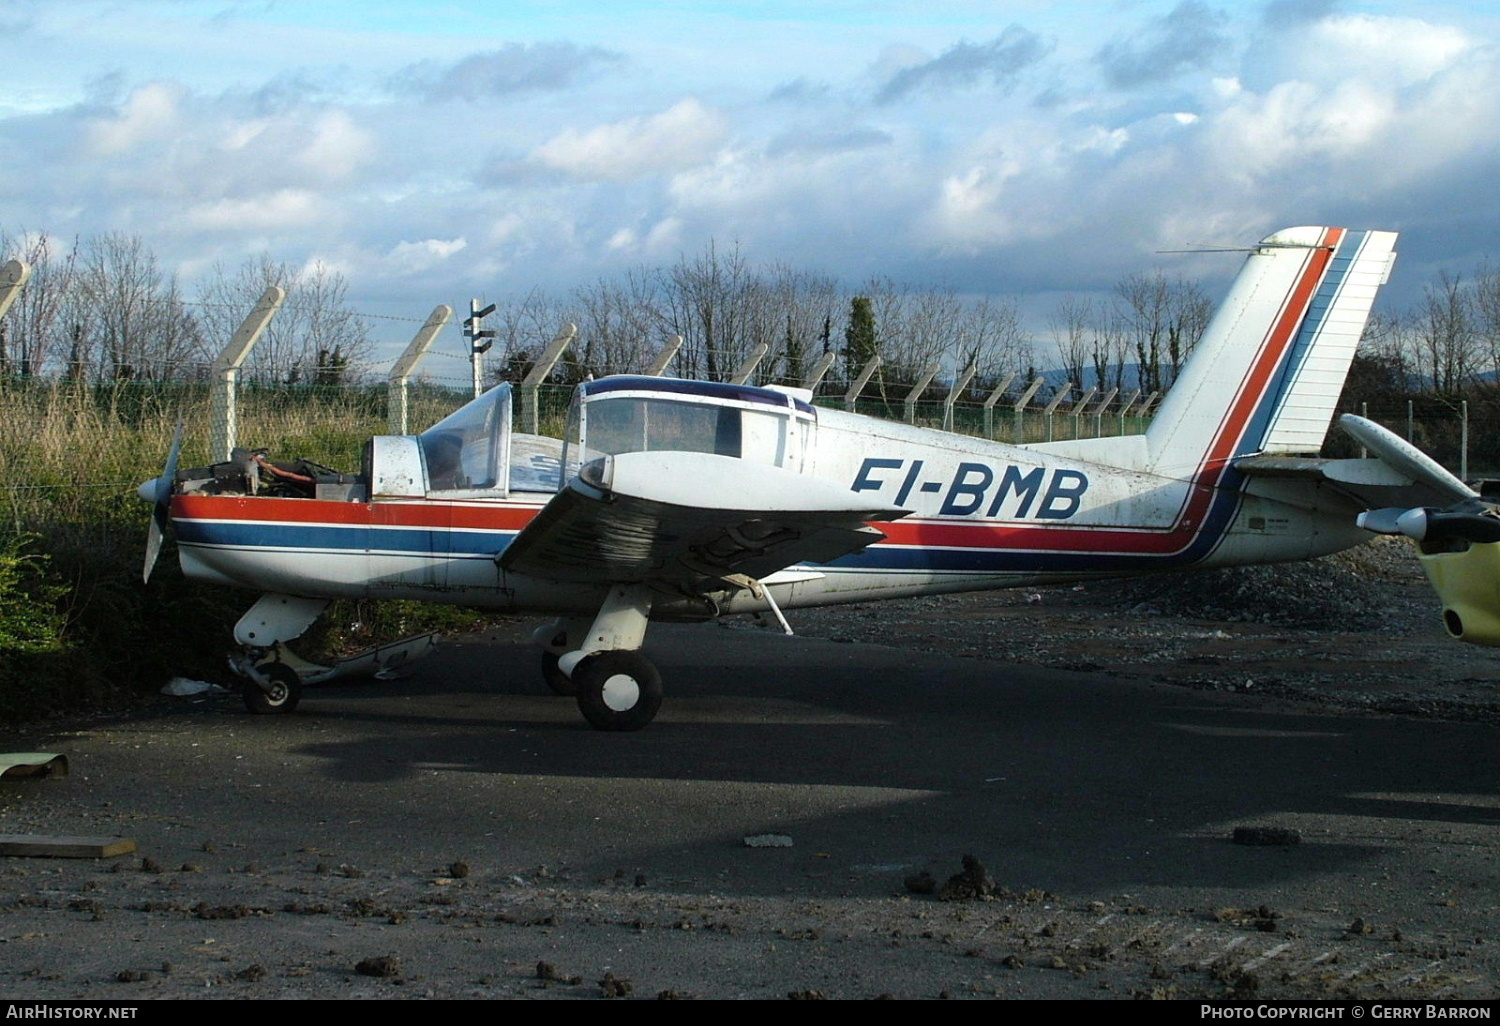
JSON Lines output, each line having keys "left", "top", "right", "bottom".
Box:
{"left": 600, "top": 673, "right": 640, "bottom": 711}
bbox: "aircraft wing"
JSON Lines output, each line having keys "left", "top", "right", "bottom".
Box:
{"left": 499, "top": 450, "right": 907, "bottom": 588}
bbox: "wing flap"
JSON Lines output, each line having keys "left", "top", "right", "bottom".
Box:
{"left": 500, "top": 451, "right": 906, "bottom": 586}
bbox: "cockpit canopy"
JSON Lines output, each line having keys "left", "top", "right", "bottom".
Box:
{"left": 367, "top": 376, "right": 817, "bottom": 499}
{"left": 562, "top": 376, "right": 817, "bottom": 485}
{"left": 418, "top": 382, "right": 512, "bottom": 492}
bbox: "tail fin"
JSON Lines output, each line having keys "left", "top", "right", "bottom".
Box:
{"left": 1145, "top": 226, "right": 1398, "bottom": 474}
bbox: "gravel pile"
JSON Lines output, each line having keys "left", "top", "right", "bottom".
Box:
{"left": 1089, "top": 539, "right": 1423, "bottom": 630}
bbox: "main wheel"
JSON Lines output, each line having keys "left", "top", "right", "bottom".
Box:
{"left": 573, "top": 651, "right": 662, "bottom": 732}
{"left": 541, "top": 650, "right": 578, "bottom": 696}
{"left": 243, "top": 662, "right": 302, "bottom": 715}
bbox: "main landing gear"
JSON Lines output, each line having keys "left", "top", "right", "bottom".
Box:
{"left": 534, "top": 585, "right": 663, "bottom": 731}
{"left": 226, "top": 593, "right": 437, "bottom": 715}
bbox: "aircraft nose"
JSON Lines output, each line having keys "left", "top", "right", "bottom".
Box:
{"left": 137, "top": 478, "right": 161, "bottom": 503}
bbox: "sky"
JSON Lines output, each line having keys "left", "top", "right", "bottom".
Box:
{"left": 4, "top": 0, "right": 1500, "bottom": 365}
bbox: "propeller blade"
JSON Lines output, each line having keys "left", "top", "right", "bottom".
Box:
{"left": 1339, "top": 414, "right": 1475, "bottom": 503}
{"left": 1356, "top": 505, "right": 1500, "bottom": 545}
{"left": 1426, "top": 510, "right": 1500, "bottom": 544}
{"left": 143, "top": 421, "right": 185, "bottom": 584}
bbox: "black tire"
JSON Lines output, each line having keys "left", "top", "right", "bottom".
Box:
{"left": 243, "top": 662, "right": 301, "bottom": 715}
{"left": 573, "top": 651, "right": 662, "bottom": 732}
{"left": 541, "top": 650, "right": 579, "bottom": 696}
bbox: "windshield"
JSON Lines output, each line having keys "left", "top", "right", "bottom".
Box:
{"left": 418, "top": 384, "right": 510, "bottom": 491}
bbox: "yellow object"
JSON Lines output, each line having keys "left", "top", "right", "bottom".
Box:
{"left": 1418, "top": 542, "right": 1500, "bottom": 646}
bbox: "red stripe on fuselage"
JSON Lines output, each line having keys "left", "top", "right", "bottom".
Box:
{"left": 172, "top": 494, "right": 545, "bottom": 532}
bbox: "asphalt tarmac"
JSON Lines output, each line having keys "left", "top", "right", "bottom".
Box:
{"left": 1, "top": 621, "right": 1496, "bottom": 999}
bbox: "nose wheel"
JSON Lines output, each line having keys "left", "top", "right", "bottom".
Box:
{"left": 572, "top": 651, "right": 662, "bottom": 732}
{"left": 243, "top": 662, "right": 302, "bottom": 715}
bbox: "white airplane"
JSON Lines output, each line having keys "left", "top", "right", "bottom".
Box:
{"left": 143, "top": 225, "right": 1402, "bottom": 730}
{"left": 1345, "top": 414, "right": 1500, "bottom": 647}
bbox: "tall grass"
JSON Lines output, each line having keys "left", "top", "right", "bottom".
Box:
{"left": 0, "top": 379, "right": 478, "bottom": 723}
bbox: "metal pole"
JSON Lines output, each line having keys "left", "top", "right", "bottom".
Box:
{"left": 802, "top": 351, "right": 836, "bottom": 392}
{"left": 1011, "top": 376, "right": 1046, "bottom": 443}
{"left": 942, "top": 361, "right": 978, "bottom": 432}
{"left": 210, "top": 286, "right": 284, "bottom": 462}
{"left": 1116, "top": 389, "right": 1141, "bottom": 436}
{"left": 387, "top": 305, "right": 452, "bottom": 435}
{"left": 1461, "top": 399, "right": 1469, "bottom": 482}
{"left": 844, "top": 356, "right": 881, "bottom": 412}
{"left": 520, "top": 323, "right": 577, "bottom": 435}
{"left": 903, "top": 361, "right": 941, "bottom": 425}
{"left": 1069, "top": 386, "right": 1098, "bottom": 442}
{"left": 1042, "top": 383, "right": 1072, "bottom": 443}
{"left": 1092, "top": 387, "right": 1118, "bottom": 438}
{"left": 729, "top": 342, "right": 770, "bottom": 385}
{"left": 645, "top": 335, "right": 683, "bottom": 377}
{"left": 982, "top": 372, "right": 1017, "bottom": 440}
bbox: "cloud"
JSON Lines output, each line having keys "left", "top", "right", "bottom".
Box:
{"left": 394, "top": 43, "right": 624, "bottom": 102}
{"left": 765, "top": 126, "right": 892, "bottom": 159}
{"left": 184, "top": 189, "right": 321, "bottom": 230}
{"left": 877, "top": 27, "right": 1050, "bottom": 104}
{"left": 386, "top": 237, "right": 467, "bottom": 273}
{"left": 528, "top": 97, "right": 727, "bottom": 181}
{"left": 1095, "top": 2, "right": 1231, "bottom": 89}
{"left": 86, "top": 81, "right": 182, "bottom": 155}
{"left": 1263, "top": 0, "right": 1341, "bottom": 32}
{"left": 767, "top": 78, "right": 831, "bottom": 104}
{"left": 295, "top": 110, "right": 374, "bottom": 183}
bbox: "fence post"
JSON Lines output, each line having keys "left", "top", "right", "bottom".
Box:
{"left": 844, "top": 356, "right": 881, "bottom": 412}
{"left": 0, "top": 260, "right": 31, "bottom": 321}
{"left": 519, "top": 323, "right": 577, "bottom": 436}
{"left": 1068, "top": 386, "right": 1098, "bottom": 441}
{"left": 1011, "top": 376, "right": 1045, "bottom": 443}
{"left": 982, "top": 372, "right": 1017, "bottom": 440}
{"left": 729, "top": 343, "right": 770, "bottom": 385}
{"left": 1042, "top": 383, "right": 1072, "bottom": 442}
{"left": 1407, "top": 400, "right": 1414, "bottom": 441}
{"left": 1092, "top": 387, "right": 1118, "bottom": 437}
{"left": 941, "top": 361, "right": 979, "bottom": 431}
{"left": 210, "top": 286, "right": 285, "bottom": 462}
{"left": 387, "top": 305, "right": 452, "bottom": 435}
{"left": 802, "top": 351, "right": 836, "bottom": 392}
{"left": 645, "top": 335, "right": 683, "bottom": 376}
{"left": 1461, "top": 399, "right": 1469, "bottom": 482}
{"left": 1116, "top": 388, "right": 1141, "bottom": 435}
{"left": 903, "top": 361, "right": 941, "bottom": 424}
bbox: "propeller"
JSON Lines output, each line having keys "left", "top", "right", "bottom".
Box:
{"left": 1357, "top": 505, "right": 1500, "bottom": 545}
{"left": 141, "top": 421, "right": 185, "bottom": 584}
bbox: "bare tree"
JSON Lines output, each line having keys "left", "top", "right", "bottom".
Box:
{"left": 569, "top": 270, "right": 662, "bottom": 376}
{"left": 1416, "top": 270, "right": 1476, "bottom": 393}
{"left": 489, "top": 287, "right": 565, "bottom": 383}
{"left": 71, "top": 233, "right": 199, "bottom": 381}
{"left": 660, "top": 240, "right": 760, "bottom": 381}
{"left": 761, "top": 263, "right": 840, "bottom": 385}
{"left": 1115, "top": 271, "right": 1211, "bottom": 393}
{"left": 1051, "top": 296, "right": 1093, "bottom": 393}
